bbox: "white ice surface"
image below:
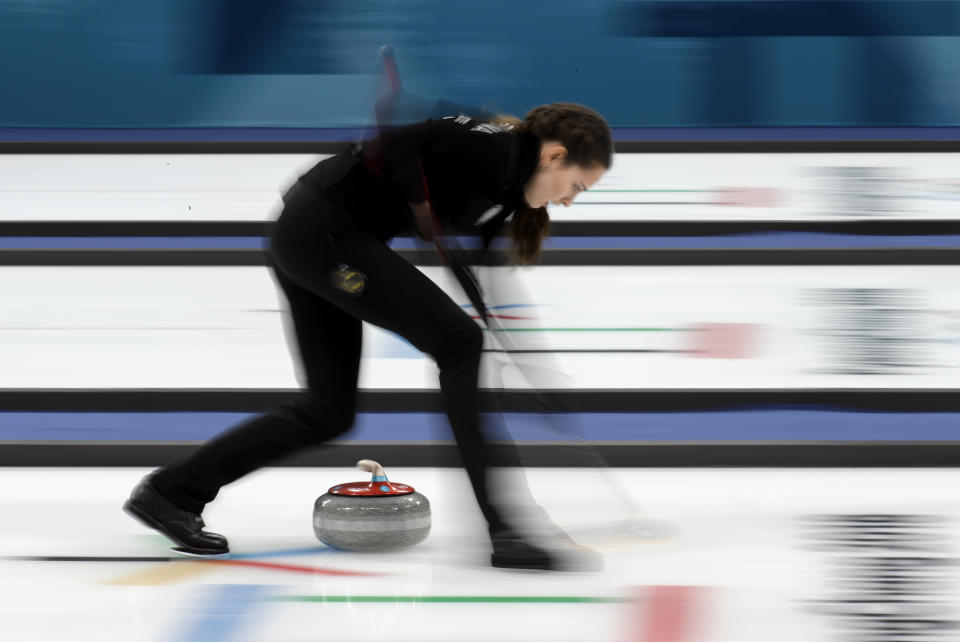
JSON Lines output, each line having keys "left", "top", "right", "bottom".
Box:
{"left": 1, "top": 467, "right": 959, "bottom": 641}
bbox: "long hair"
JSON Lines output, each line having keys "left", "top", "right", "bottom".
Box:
{"left": 488, "top": 103, "right": 613, "bottom": 265}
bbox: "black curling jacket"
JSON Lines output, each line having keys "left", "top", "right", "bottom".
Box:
{"left": 300, "top": 114, "right": 541, "bottom": 251}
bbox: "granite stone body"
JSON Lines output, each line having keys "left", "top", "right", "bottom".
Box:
{"left": 313, "top": 491, "right": 431, "bottom": 551}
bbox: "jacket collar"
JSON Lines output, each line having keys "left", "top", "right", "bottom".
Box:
{"left": 478, "top": 129, "right": 540, "bottom": 249}
{"left": 506, "top": 128, "right": 540, "bottom": 193}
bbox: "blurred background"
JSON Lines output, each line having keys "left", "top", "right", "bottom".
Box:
{"left": 0, "top": 0, "right": 958, "bottom": 129}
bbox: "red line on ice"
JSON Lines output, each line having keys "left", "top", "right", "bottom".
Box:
{"left": 208, "top": 559, "right": 384, "bottom": 577}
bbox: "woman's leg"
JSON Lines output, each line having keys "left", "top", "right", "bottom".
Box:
{"left": 150, "top": 183, "right": 540, "bottom": 545}
{"left": 151, "top": 264, "right": 363, "bottom": 513}
{"left": 150, "top": 196, "right": 505, "bottom": 531}
{"left": 263, "top": 209, "right": 513, "bottom": 533}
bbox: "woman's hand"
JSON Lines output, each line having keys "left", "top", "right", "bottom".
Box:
{"left": 410, "top": 200, "right": 440, "bottom": 241}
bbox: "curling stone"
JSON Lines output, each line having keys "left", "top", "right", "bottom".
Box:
{"left": 313, "top": 460, "right": 430, "bottom": 551}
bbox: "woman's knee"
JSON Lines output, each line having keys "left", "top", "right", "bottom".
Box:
{"left": 434, "top": 320, "right": 484, "bottom": 370}
{"left": 277, "top": 398, "right": 356, "bottom": 442}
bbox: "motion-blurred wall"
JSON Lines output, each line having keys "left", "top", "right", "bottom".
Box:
{"left": 1, "top": 0, "right": 959, "bottom": 128}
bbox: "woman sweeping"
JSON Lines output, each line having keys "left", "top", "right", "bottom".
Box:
{"left": 124, "top": 102, "right": 613, "bottom": 570}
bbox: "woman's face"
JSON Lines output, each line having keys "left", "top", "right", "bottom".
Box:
{"left": 522, "top": 141, "right": 606, "bottom": 209}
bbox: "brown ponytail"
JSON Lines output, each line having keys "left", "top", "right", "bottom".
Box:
{"left": 491, "top": 103, "right": 612, "bottom": 265}
{"left": 508, "top": 205, "right": 550, "bottom": 265}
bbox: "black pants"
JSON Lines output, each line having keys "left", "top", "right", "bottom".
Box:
{"left": 152, "top": 163, "right": 513, "bottom": 533}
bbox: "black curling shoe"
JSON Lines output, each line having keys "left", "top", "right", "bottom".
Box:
{"left": 123, "top": 476, "right": 229, "bottom": 556}
{"left": 490, "top": 529, "right": 556, "bottom": 570}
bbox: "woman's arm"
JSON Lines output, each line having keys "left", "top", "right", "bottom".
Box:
{"left": 409, "top": 200, "right": 439, "bottom": 241}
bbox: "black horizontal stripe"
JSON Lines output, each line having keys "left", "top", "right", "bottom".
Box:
{"left": 7, "top": 556, "right": 177, "bottom": 563}
{"left": 0, "top": 141, "right": 355, "bottom": 155}
{"left": 0, "top": 248, "right": 957, "bottom": 266}
{"left": 2, "top": 389, "right": 959, "bottom": 412}
{"left": 0, "top": 249, "right": 270, "bottom": 266}
{"left": 549, "top": 220, "right": 960, "bottom": 237}
{"left": 614, "top": 140, "right": 960, "bottom": 153}
{"left": 3, "top": 442, "right": 960, "bottom": 467}
{"left": 0, "top": 221, "right": 275, "bottom": 237}
{"left": 3, "top": 220, "right": 960, "bottom": 238}
{"left": 532, "top": 249, "right": 960, "bottom": 266}
{"left": 3, "top": 140, "right": 960, "bottom": 154}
